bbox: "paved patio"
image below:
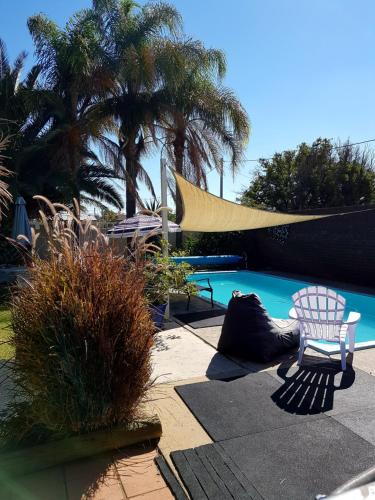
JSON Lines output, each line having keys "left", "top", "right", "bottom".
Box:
{"left": 2, "top": 293, "right": 375, "bottom": 499}
{"left": 169, "top": 293, "right": 375, "bottom": 376}
{"left": 165, "top": 296, "right": 375, "bottom": 497}
{"left": 151, "top": 326, "right": 246, "bottom": 384}
{"left": 0, "top": 441, "right": 174, "bottom": 500}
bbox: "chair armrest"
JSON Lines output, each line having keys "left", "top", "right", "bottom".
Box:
{"left": 288, "top": 307, "right": 298, "bottom": 320}
{"left": 345, "top": 311, "right": 361, "bottom": 325}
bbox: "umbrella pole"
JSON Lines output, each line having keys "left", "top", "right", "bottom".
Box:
{"left": 160, "top": 157, "right": 169, "bottom": 319}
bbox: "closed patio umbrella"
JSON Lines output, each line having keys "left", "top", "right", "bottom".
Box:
{"left": 12, "top": 197, "right": 32, "bottom": 246}
{"left": 107, "top": 213, "right": 180, "bottom": 238}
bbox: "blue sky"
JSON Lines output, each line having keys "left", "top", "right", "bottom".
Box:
{"left": 2, "top": 0, "right": 375, "bottom": 210}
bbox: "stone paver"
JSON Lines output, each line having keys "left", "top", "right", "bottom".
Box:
{"left": 134, "top": 488, "right": 174, "bottom": 500}
{"left": 1, "top": 443, "right": 171, "bottom": 500}
{"left": 5, "top": 466, "right": 67, "bottom": 500}
{"left": 65, "top": 453, "right": 123, "bottom": 500}
{"left": 352, "top": 348, "right": 375, "bottom": 375}
{"left": 146, "top": 379, "right": 212, "bottom": 473}
{"left": 114, "top": 446, "right": 165, "bottom": 498}
{"left": 189, "top": 325, "right": 221, "bottom": 349}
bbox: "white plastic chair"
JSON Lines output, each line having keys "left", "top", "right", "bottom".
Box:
{"left": 289, "top": 286, "right": 361, "bottom": 370}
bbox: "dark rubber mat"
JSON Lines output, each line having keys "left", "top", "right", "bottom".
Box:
{"left": 219, "top": 419, "right": 375, "bottom": 500}
{"left": 174, "top": 309, "right": 226, "bottom": 328}
{"left": 176, "top": 372, "right": 327, "bottom": 441}
{"left": 175, "top": 366, "right": 375, "bottom": 499}
{"left": 171, "top": 444, "right": 262, "bottom": 499}
{"left": 154, "top": 455, "right": 188, "bottom": 500}
{"left": 269, "top": 363, "right": 375, "bottom": 416}
{"left": 333, "top": 407, "right": 375, "bottom": 446}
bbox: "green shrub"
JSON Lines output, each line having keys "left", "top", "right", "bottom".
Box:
{"left": 0, "top": 199, "right": 155, "bottom": 449}
{"left": 144, "top": 251, "right": 196, "bottom": 305}
{"left": 180, "top": 231, "right": 246, "bottom": 256}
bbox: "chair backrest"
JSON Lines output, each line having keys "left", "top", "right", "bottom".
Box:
{"left": 292, "top": 286, "right": 346, "bottom": 340}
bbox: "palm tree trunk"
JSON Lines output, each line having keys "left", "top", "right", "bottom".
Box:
{"left": 125, "top": 157, "right": 137, "bottom": 217}
{"left": 123, "top": 135, "right": 138, "bottom": 218}
{"left": 68, "top": 91, "right": 82, "bottom": 220}
{"left": 173, "top": 133, "right": 185, "bottom": 247}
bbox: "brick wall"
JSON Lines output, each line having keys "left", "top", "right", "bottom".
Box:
{"left": 245, "top": 206, "right": 375, "bottom": 286}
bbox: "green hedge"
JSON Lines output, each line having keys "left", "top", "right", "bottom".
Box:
{"left": 180, "top": 231, "right": 246, "bottom": 256}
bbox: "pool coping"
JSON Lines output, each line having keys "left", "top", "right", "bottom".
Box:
{"left": 192, "top": 269, "right": 375, "bottom": 355}
{"left": 309, "top": 339, "right": 375, "bottom": 354}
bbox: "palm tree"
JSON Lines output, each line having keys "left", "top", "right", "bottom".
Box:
{"left": 0, "top": 38, "right": 41, "bottom": 173}
{"left": 92, "top": 0, "right": 182, "bottom": 217}
{"left": 0, "top": 28, "right": 123, "bottom": 215}
{"left": 161, "top": 46, "right": 250, "bottom": 228}
{"left": 0, "top": 39, "right": 36, "bottom": 133}
{"left": 26, "top": 11, "right": 123, "bottom": 213}
{"left": 93, "top": 0, "right": 250, "bottom": 224}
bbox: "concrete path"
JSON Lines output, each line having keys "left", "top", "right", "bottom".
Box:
{"left": 185, "top": 321, "right": 375, "bottom": 376}
{"left": 151, "top": 326, "right": 246, "bottom": 384}
{"left": 146, "top": 379, "right": 212, "bottom": 475}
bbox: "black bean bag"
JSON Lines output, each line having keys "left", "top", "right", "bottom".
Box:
{"left": 218, "top": 291, "right": 300, "bottom": 363}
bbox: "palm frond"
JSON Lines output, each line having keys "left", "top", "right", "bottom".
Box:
{"left": 139, "top": 197, "right": 161, "bottom": 212}
{"left": 11, "top": 51, "right": 27, "bottom": 89}
{"left": 0, "top": 38, "right": 10, "bottom": 79}
{"left": 135, "top": 162, "right": 156, "bottom": 198}
{"left": 135, "top": 2, "right": 182, "bottom": 40}
{"left": 24, "top": 65, "right": 42, "bottom": 90}
{"left": 78, "top": 163, "right": 124, "bottom": 210}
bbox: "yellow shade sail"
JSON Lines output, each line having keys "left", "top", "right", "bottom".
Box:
{"left": 174, "top": 172, "right": 329, "bottom": 232}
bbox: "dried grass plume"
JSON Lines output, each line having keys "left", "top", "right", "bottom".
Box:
{"left": 1, "top": 198, "right": 156, "bottom": 448}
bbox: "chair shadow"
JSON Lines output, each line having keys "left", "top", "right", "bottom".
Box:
{"left": 271, "top": 354, "right": 355, "bottom": 415}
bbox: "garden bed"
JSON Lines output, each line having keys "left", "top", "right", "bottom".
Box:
{"left": 0, "top": 415, "right": 162, "bottom": 477}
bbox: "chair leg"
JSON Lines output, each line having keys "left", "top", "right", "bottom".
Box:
{"left": 340, "top": 341, "right": 347, "bottom": 371}
{"left": 348, "top": 328, "right": 355, "bottom": 353}
{"left": 297, "top": 336, "right": 305, "bottom": 365}
{"left": 210, "top": 290, "right": 214, "bottom": 308}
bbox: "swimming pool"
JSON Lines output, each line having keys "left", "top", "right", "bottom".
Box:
{"left": 191, "top": 270, "right": 375, "bottom": 353}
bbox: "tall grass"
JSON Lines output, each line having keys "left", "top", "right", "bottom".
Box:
{"left": 0, "top": 136, "right": 12, "bottom": 223}
{"left": 1, "top": 198, "right": 156, "bottom": 448}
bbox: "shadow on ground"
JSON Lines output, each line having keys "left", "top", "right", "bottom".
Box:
{"left": 271, "top": 354, "right": 355, "bottom": 415}
{"left": 0, "top": 441, "right": 162, "bottom": 500}
{"left": 153, "top": 332, "right": 182, "bottom": 352}
{"left": 205, "top": 352, "right": 250, "bottom": 380}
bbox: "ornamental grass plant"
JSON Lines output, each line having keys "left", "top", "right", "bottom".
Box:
{"left": 0, "top": 136, "right": 12, "bottom": 224}
{"left": 0, "top": 198, "right": 155, "bottom": 449}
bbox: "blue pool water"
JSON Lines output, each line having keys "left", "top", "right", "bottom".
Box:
{"left": 191, "top": 270, "right": 375, "bottom": 346}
